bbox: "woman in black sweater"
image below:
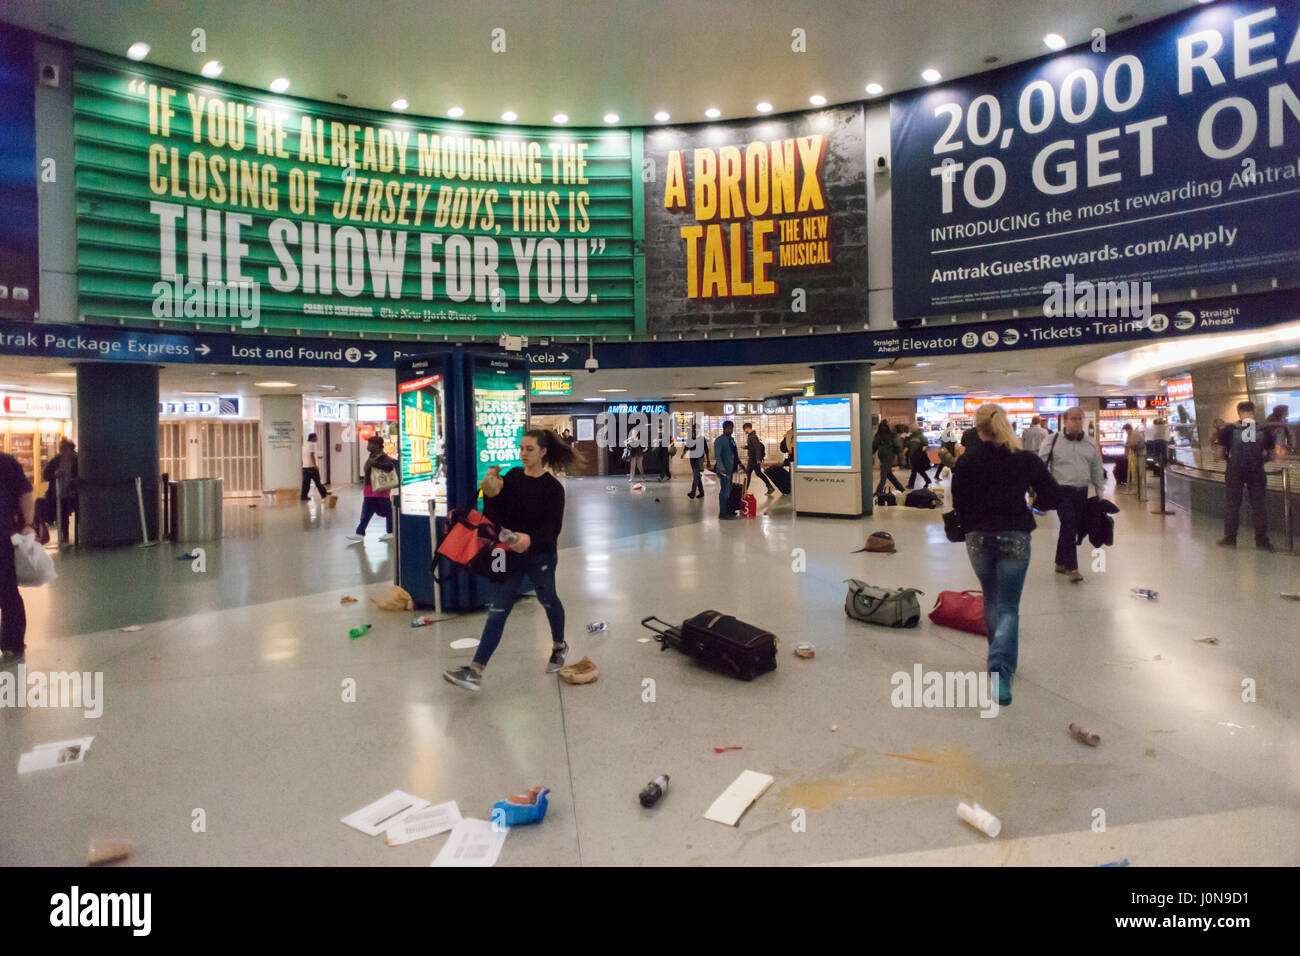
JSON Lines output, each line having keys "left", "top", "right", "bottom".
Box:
{"left": 951, "top": 403, "right": 1060, "bottom": 706}
{"left": 443, "top": 429, "right": 580, "bottom": 692}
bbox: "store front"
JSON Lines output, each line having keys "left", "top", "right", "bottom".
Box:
{"left": 530, "top": 401, "right": 602, "bottom": 475}
{"left": 158, "top": 395, "right": 262, "bottom": 497}
{"left": 1096, "top": 396, "right": 1167, "bottom": 460}
{"left": 672, "top": 399, "right": 793, "bottom": 462}
{"left": 0, "top": 392, "right": 73, "bottom": 495}
{"left": 356, "top": 404, "right": 398, "bottom": 481}
{"left": 305, "top": 398, "right": 357, "bottom": 488}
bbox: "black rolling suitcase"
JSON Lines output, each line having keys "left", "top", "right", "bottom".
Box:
{"left": 765, "top": 464, "right": 791, "bottom": 494}
{"left": 728, "top": 481, "right": 744, "bottom": 513}
{"left": 641, "top": 612, "right": 778, "bottom": 681}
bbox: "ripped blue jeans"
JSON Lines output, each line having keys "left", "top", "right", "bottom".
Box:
{"left": 473, "top": 549, "right": 565, "bottom": 668}
{"left": 963, "top": 531, "right": 1031, "bottom": 681}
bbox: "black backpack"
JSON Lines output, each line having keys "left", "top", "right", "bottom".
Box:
{"left": 876, "top": 491, "right": 896, "bottom": 507}
{"left": 905, "top": 489, "right": 940, "bottom": 509}
{"left": 1228, "top": 422, "right": 1269, "bottom": 470}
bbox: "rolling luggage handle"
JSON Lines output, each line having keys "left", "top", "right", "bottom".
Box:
{"left": 641, "top": 615, "right": 684, "bottom": 652}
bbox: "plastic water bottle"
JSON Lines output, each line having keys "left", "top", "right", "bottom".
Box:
{"left": 1129, "top": 588, "right": 1158, "bottom": 601}
{"left": 410, "top": 616, "right": 435, "bottom": 628}
{"left": 498, "top": 529, "right": 519, "bottom": 546}
{"left": 587, "top": 621, "right": 608, "bottom": 633}
{"left": 348, "top": 624, "right": 372, "bottom": 640}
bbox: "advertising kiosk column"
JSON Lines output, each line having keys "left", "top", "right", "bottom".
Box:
{"left": 394, "top": 348, "right": 529, "bottom": 611}
{"left": 793, "top": 393, "right": 864, "bottom": 517}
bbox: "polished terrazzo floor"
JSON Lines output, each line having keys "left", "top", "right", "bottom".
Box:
{"left": 3, "top": 473, "right": 1297, "bottom": 866}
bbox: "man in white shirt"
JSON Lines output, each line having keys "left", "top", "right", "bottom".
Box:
{"left": 1040, "top": 407, "right": 1106, "bottom": 583}
{"left": 301, "top": 432, "right": 328, "bottom": 500}
{"left": 1020, "top": 416, "right": 1048, "bottom": 456}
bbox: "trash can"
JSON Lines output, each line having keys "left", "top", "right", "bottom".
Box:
{"left": 169, "top": 478, "right": 223, "bottom": 543}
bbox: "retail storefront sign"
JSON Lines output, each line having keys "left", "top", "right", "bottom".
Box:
{"left": 2, "top": 393, "right": 73, "bottom": 419}
{"left": 890, "top": 1, "right": 1300, "bottom": 318}
{"left": 72, "top": 55, "right": 639, "bottom": 338}
{"left": 530, "top": 373, "right": 572, "bottom": 395}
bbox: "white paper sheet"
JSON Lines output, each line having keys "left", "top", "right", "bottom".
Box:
{"left": 430, "top": 818, "right": 506, "bottom": 867}
{"left": 386, "top": 801, "right": 463, "bottom": 846}
{"left": 449, "top": 638, "right": 481, "bottom": 650}
{"left": 704, "top": 770, "right": 774, "bottom": 826}
{"left": 576, "top": 419, "right": 595, "bottom": 441}
{"left": 17, "top": 736, "right": 95, "bottom": 774}
{"left": 341, "top": 790, "right": 430, "bottom": 836}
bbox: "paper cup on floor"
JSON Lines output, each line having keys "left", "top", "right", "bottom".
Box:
{"left": 957, "top": 801, "right": 1001, "bottom": 838}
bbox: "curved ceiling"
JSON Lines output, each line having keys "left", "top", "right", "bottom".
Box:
{"left": 3, "top": 0, "right": 1198, "bottom": 125}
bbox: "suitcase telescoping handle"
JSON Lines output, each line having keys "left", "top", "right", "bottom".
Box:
{"left": 640, "top": 615, "right": 680, "bottom": 651}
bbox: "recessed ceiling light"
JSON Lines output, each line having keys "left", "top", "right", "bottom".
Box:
{"left": 391, "top": 98, "right": 409, "bottom": 111}
{"left": 180, "top": 390, "right": 218, "bottom": 396}
{"left": 654, "top": 111, "right": 670, "bottom": 122}
{"left": 908, "top": 380, "right": 936, "bottom": 384}
{"left": 583, "top": 397, "right": 605, "bottom": 402}
{"left": 809, "top": 94, "right": 827, "bottom": 106}
{"left": 447, "top": 106, "right": 464, "bottom": 118}
{"left": 501, "top": 111, "right": 518, "bottom": 122}
{"left": 1044, "top": 33, "right": 1067, "bottom": 51}
{"left": 672, "top": 392, "right": 696, "bottom": 397}
{"left": 914, "top": 362, "right": 933, "bottom": 367}
{"left": 873, "top": 370, "right": 898, "bottom": 376}
{"left": 127, "top": 42, "right": 150, "bottom": 61}
{"left": 270, "top": 77, "right": 290, "bottom": 93}
{"left": 553, "top": 113, "right": 569, "bottom": 124}
{"left": 713, "top": 380, "right": 744, "bottom": 385}
{"left": 598, "top": 388, "right": 627, "bottom": 392}
{"left": 44, "top": 372, "right": 77, "bottom": 378}
{"left": 201, "top": 60, "right": 223, "bottom": 78}
{"left": 604, "top": 113, "right": 619, "bottom": 124}
{"left": 756, "top": 102, "right": 773, "bottom": 113}
{"left": 922, "top": 68, "right": 942, "bottom": 84}
{"left": 254, "top": 381, "right": 297, "bottom": 388}
{"left": 705, "top": 108, "right": 721, "bottom": 119}
{"left": 865, "top": 83, "right": 884, "bottom": 96}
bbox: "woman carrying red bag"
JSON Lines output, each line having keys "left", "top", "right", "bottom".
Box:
{"left": 950, "top": 404, "right": 1060, "bottom": 706}
{"left": 443, "top": 429, "right": 580, "bottom": 692}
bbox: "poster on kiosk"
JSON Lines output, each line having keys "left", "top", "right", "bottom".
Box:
{"left": 793, "top": 393, "right": 863, "bottom": 517}
{"left": 394, "top": 348, "right": 529, "bottom": 611}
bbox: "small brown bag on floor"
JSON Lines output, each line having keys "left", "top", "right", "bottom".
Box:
{"left": 325, "top": 494, "right": 339, "bottom": 509}
{"left": 371, "top": 585, "right": 414, "bottom": 611}
{"left": 854, "top": 531, "right": 896, "bottom": 554}
{"left": 559, "top": 657, "right": 599, "bottom": 684}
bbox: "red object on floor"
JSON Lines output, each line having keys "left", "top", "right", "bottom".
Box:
{"left": 713, "top": 746, "right": 743, "bottom": 754}
{"left": 740, "top": 494, "right": 757, "bottom": 518}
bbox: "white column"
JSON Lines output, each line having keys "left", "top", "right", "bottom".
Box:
{"left": 260, "top": 394, "right": 304, "bottom": 492}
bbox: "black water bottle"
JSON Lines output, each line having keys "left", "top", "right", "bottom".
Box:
{"left": 639, "top": 774, "right": 670, "bottom": 808}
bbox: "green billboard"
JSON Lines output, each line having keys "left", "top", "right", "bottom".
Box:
{"left": 73, "top": 53, "right": 642, "bottom": 338}
{"left": 473, "top": 359, "right": 527, "bottom": 488}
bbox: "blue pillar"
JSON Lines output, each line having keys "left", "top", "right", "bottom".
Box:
{"left": 812, "top": 361, "right": 874, "bottom": 514}
{"left": 76, "top": 362, "right": 160, "bottom": 546}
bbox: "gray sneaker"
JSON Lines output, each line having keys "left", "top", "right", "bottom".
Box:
{"left": 442, "top": 666, "right": 481, "bottom": 691}
{"left": 546, "top": 643, "right": 569, "bottom": 674}
{"left": 0, "top": 650, "right": 24, "bottom": 667}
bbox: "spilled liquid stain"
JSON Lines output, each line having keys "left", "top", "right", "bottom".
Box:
{"left": 771, "top": 746, "right": 1111, "bottom": 813}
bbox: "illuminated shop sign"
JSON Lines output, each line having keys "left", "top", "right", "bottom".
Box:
{"left": 530, "top": 374, "right": 572, "bottom": 395}
{"left": 159, "top": 396, "right": 241, "bottom": 417}
{"left": 2, "top": 393, "right": 73, "bottom": 419}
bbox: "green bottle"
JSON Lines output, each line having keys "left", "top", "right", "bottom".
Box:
{"left": 349, "top": 624, "right": 372, "bottom": 640}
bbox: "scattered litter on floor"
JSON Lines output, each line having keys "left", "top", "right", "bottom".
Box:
{"left": 794, "top": 642, "right": 815, "bottom": 659}
{"left": 830, "top": 725, "right": 838, "bottom": 733}
{"left": 1144, "top": 748, "right": 1157, "bottom": 758}
{"left": 449, "top": 638, "right": 480, "bottom": 650}
{"left": 324, "top": 494, "right": 339, "bottom": 509}
{"left": 341, "top": 790, "right": 430, "bottom": 836}
{"left": 431, "top": 818, "right": 507, "bottom": 867}
{"left": 586, "top": 621, "right": 608, "bottom": 633}
{"left": 1069, "top": 723, "right": 1101, "bottom": 747}
{"left": 17, "top": 736, "right": 94, "bottom": 774}
{"left": 348, "top": 624, "right": 372, "bottom": 640}
{"left": 654, "top": 498, "right": 661, "bottom": 502}
{"left": 1280, "top": 592, "right": 1300, "bottom": 601}
{"left": 605, "top": 485, "right": 618, "bottom": 494}
{"left": 1129, "top": 588, "right": 1159, "bottom": 601}
{"left": 713, "top": 746, "right": 743, "bottom": 754}
{"left": 1193, "top": 637, "right": 1220, "bottom": 645}
{"left": 559, "top": 657, "right": 599, "bottom": 684}
{"left": 176, "top": 552, "right": 198, "bottom": 560}
{"left": 492, "top": 786, "right": 550, "bottom": 826}
{"left": 704, "top": 770, "right": 774, "bottom": 826}
{"left": 385, "top": 801, "right": 462, "bottom": 846}
{"left": 339, "top": 596, "right": 358, "bottom": 604}
{"left": 636, "top": 637, "right": 652, "bottom": 644}
{"left": 957, "top": 801, "right": 1001, "bottom": 838}
{"left": 120, "top": 626, "right": 142, "bottom": 632}
{"left": 1098, "top": 858, "right": 1130, "bottom": 867}
{"left": 87, "top": 839, "right": 132, "bottom": 866}
{"left": 410, "top": 616, "right": 436, "bottom": 628}
{"left": 639, "top": 774, "right": 670, "bottom": 808}
{"left": 631, "top": 483, "right": 645, "bottom": 491}
{"left": 372, "top": 585, "right": 414, "bottom": 611}
{"left": 884, "top": 752, "right": 936, "bottom": 764}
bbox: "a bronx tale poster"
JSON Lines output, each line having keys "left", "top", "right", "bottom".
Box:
{"left": 642, "top": 106, "right": 868, "bottom": 334}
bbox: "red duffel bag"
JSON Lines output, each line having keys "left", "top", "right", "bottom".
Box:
{"left": 928, "top": 590, "right": 987, "bottom": 637}
{"left": 435, "top": 508, "right": 509, "bottom": 579}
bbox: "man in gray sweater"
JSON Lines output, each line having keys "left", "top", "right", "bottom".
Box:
{"left": 1039, "top": 407, "right": 1106, "bottom": 582}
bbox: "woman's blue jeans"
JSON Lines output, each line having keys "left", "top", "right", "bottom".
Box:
{"left": 474, "top": 550, "right": 565, "bottom": 668}
{"left": 964, "top": 531, "right": 1031, "bottom": 681}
